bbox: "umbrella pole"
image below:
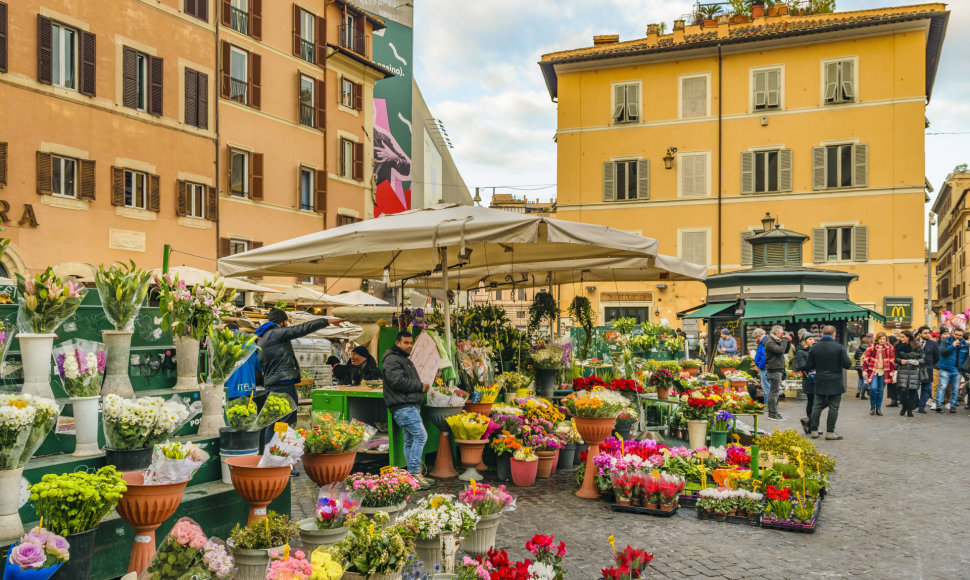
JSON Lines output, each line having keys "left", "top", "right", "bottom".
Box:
{"left": 440, "top": 248, "right": 453, "bottom": 373}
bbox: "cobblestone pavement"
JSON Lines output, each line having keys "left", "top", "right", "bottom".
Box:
{"left": 293, "top": 396, "right": 970, "bottom": 579}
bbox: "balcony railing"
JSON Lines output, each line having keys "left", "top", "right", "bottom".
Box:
{"left": 300, "top": 102, "right": 314, "bottom": 127}
{"left": 230, "top": 6, "right": 249, "bottom": 35}
{"left": 338, "top": 25, "right": 366, "bottom": 56}
{"left": 300, "top": 39, "right": 315, "bottom": 63}
{"left": 230, "top": 78, "right": 248, "bottom": 105}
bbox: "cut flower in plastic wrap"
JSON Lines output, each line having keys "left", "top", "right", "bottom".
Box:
{"left": 399, "top": 494, "right": 479, "bottom": 540}
{"left": 93, "top": 261, "right": 152, "bottom": 332}
{"left": 207, "top": 327, "right": 258, "bottom": 385}
{"left": 146, "top": 517, "right": 207, "bottom": 580}
{"left": 445, "top": 411, "right": 491, "bottom": 440}
{"left": 615, "top": 406, "right": 639, "bottom": 428}
{"left": 15, "top": 268, "right": 84, "bottom": 334}
{"left": 53, "top": 339, "right": 105, "bottom": 398}
{"left": 102, "top": 394, "right": 193, "bottom": 450}
{"left": 495, "top": 371, "right": 531, "bottom": 393}
{"left": 224, "top": 395, "right": 258, "bottom": 431}
{"left": 258, "top": 427, "right": 305, "bottom": 468}
{"left": 0, "top": 394, "right": 62, "bottom": 467}
{"left": 458, "top": 482, "right": 515, "bottom": 516}
{"left": 145, "top": 440, "right": 210, "bottom": 484}
{"left": 155, "top": 273, "right": 236, "bottom": 342}
{"left": 5, "top": 525, "right": 69, "bottom": 579}
{"left": 473, "top": 384, "right": 500, "bottom": 404}
{"left": 562, "top": 388, "right": 627, "bottom": 418}
{"left": 0, "top": 397, "right": 37, "bottom": 470}
{"left": 315, "top": 485, "right": 359, "bottom": 529}
{"left": 254, "top": 393, "right": 296, "bottom": 430}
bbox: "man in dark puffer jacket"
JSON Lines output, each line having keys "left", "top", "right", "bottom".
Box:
{"left": 383, "top": 331, "right": 433, "bottom": 488}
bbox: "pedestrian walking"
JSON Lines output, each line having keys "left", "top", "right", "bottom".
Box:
{"left": 382, "top": 330, "right": 433, "bottom": 489}
{"left": 853, "top": 334, "right": 872, "bottom": 400}
{"left": 805, "top": 325, "right": 852, "bottom": 439}
{"left": 795, "top": 330, "right": 817, "bottom": 434}
{"left": 917, "top": 326, "right": 939, "bottom": 413}
{"left": 936, "top": 327, "right": 967, "bottom": 413}
{"left": 752, "top": 328, "right": 769, "bottom": 408}
{"left": 764, "top": 325, "right": 793, "bottom": 420}
{"left": 894, "top": 330, "right": 924, "bottom": 418}
{"left": 861, "top": 332, "right": 896, "bottom": 416}
{"left": 718, "top": 328, "right": 738, "bottom": 356}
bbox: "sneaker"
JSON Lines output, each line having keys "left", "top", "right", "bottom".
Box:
{"left": 945, "top": 404, "right": 951, "bottom": 410}
{"left": 824, "top": 432, "right": 844, "bottom": 440}
{"left": 929, "top": 402, "right": 936, "bottom": 410}
{"left": 770, "top": 413, "right": 784, "bottom": 420}
{"left": 800, "top": 417, "right": 810, "bottom": 434}
{"left": 811, "top": 431, "right": 821, "bottom": 439}
{"left": 413, "top": 474, "right": 434, "bottom": 489}
{"left": 951, "top": 407, "right": 957, "bottom": 414}
{"left": 869, "top": 407, "right": 875, "bottom": 416}
{"left": 875, "top": 408, "right": 883, "bottom": 416}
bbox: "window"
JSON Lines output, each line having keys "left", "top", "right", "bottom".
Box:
{"left": 517, "top": 289, "right": 527, "bottom": 301}
{"left": 603, "top": 159, "right": 648, "bottom": 201}
{"left": 229, "top": 0, "right": 248, "bottom": 35}
{"left": 300, "top": 10, "right": 314, "bottom": 62}
{"left": 177, "top": 180, "right": 214, "bottom": 220}
{"left": 123, "top": 169, "right": 148, "bottom": 209}
{"left": 337, "top": 214, "right": 360, "bottom": 226}
{"left": 222, "top": 42, "right": 260, "bottom": 109}
{"left": 184, "top": 0, "right": 208, "bottom": 22}
{"left": 604, "top": 307, "right": 650, "bottom": 324}
{"left": 812, "top": 143, "right": 867, "bottom": 190}
{"left": 812, "top": 225, "right": 868, "bottom": 263}
{"left": 0, "top": 2, "right": 8, "bottom": 74}
{"left": 340, "top": 139, "right": 354, "bottom": 178}
{"left": 494, "top": 290, "right": 502, "bottom": 300}
{"left": 680, "top": 74, "right": 708, "bottom": 119}
{"left": 135, "top": 53, "right": 147, "bottom": 110}
{"left": 231, "top": 239, "right": 248, "bottom": 254}
{"left": 52, "top": 23, "right": 77, "bottom": 90}
{"left": 221, "top": 237, "right": 261, "bottom": 257}
{"left": 51, "top": 155, "right": 77, "bottom": 198}
{"left": 741, "top": 149, "right": 792, "bottom": 194}
{"left": 186, "top": 182, "right": 205, "bottom": 218}
{"left": 678, "top": 152, "right": 709, "bottom": 198}
{"left": 184, "top": 68, "right": 208, "bottom": 129}
{"left": 612, "top": 82, "right": 639, "bottom": 124}
{"left": 679, "top": 229, "right": 709, "bottom": 266}
{"left": 230, "top": 149, "right": 248, "bottom": 197}
{"left": 299, "top": 75, "right": 314, "bottom": 127}
{"left": 752, "top": 67, "right": 781, "bottom": 111}
{"left": 229, "top": 46, "right": 247, "bottom": 104}
{"left": 122, "top": 47, "right": 163, "bottom": 115}
{"left": 292, "top": 5, "right": 324, "bottom": 65}
{"left": 300, "top": 167, "right": 314, "bottom": 211}
{"left": 341, "top": 78, "right": 362, "bottom": 111}
{"left": 339, "top": 13, "right": 364, "bottom": 55}
{"left": 823, "top": 59, "right": 855, "bottom": 104}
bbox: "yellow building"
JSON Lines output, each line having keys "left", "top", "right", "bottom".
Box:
{"left": 931, "top": 170, "right": 970, "bottom": 315}
{"left": 540, "top": 4, "right": 948, "bottom": 332}
{"left": 0, "top": 0, "right": 387, "bottom": 286}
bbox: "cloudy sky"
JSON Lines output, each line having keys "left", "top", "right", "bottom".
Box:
{"left": 412, "top": 0, "right": 969, "bottom": 224}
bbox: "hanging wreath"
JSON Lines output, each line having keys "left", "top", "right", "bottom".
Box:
{"left": 527, "top": 291, "right": 560, "bottom": 334}
{"left": 568, "top": 296, "right": 596, "bottom": 359}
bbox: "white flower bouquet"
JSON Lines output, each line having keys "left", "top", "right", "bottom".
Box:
{"left": 53, "top": 339, "right": 106, "bottom": 398}
{"left": 10, "top": 394, "right": 61, "bottom": 466}
{"left": 399, "top": 494, "right": 479, "bottom": 540}
{"left": 102, "top": 394, "right": 194, "bottom": 450}
{"left": 0, "top": 398, "right": 38, "bottom": 470}
{"left": 257, "top": 427, "right": 305, "bottom": 468}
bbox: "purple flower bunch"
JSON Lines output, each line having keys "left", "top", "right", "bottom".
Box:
{"left": 8, "top": 526, "right": 69, "bottom": 570}
{"left": 712, "top": 410, "right": 735, "bottom": 430}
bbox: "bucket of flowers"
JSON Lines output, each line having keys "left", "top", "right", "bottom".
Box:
{"left": 102, "top": 394, "right": 194, "bottom": 471}
{"left": 510, "top": 447, "right": 539, "bottom": 487}
{"left": 299, "top": 486, "right": 360, "bottom": 551}
{"left": 458, "top": 482, "right": 515, "bottom": 557}
{"left": 300, "top": 414, "right": 373, "bottom": 486}
{"left": 53, "top": 340, "right": 104, "bottom": 457}
{"left": 346, "top": 468, "right": 420, "bottom": 521}
{"left": 398, "top": 494, "right": 478, "bottom": 571}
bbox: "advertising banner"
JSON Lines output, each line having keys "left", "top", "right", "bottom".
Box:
{"left": 371, "top": 19, "right": 413, "bottom": 216}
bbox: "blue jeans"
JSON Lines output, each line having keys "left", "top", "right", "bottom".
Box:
{"left": 392, "top": 406, "right": 427, "bottom": 475}
{"left": 869, "top": 374, "right": 886, "bottom": 409}
{"left": 759, "top": 369, "right": 770, "bottom": 406}
{"left": 856, "top": 370, "right": 866, "bottom": 395}
{"left": 919, "top": 382, "right": 933, "bottom": 410}
{"left": 937, "top": 369, "right": 961, "bottom": 408}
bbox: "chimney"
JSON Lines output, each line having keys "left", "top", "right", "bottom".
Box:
{"left": 717, "top": 14, "right": 730, "bottom": 38}
{"left": 593, "top": 34, "right": 620, "bottom": 46}
{"left": 646, "top": 23, "right": 659, "bottom": 46}
{"left": 672, "top": 19, "right": 685, "bottom": 43}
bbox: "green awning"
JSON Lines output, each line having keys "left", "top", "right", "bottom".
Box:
{"left": 741, "top": 300, "right": 798, "bottom": 325}
{"left": 742, "top": 299, "right": 885, "bottom": 324}
{"left": 792, "top": 299, "right": 886, "bottom": 323}
{"left": 682, "top": 302, "right": 735, "bottom": 319}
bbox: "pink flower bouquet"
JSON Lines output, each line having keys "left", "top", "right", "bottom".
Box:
{"left": 3, "top": 526, "right": 69, "bottom": 580}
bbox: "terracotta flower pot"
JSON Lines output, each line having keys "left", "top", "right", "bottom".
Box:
{"left": 682, "top": 366, "right": 699, "bottom": 376}
{"left": 226, "top": 455, "right": 291, "bottom": 523}
{"left": 510, "top": 458, "right": 538, "bottom": 487}
{"left": 660, "top": 503, "right": 676, "bottom": 512}
{"left": 718, "top": 366, "right": 737, "bottom": 375}
{"left": 616, "top": 498, "right": 631, "bottom": 506}
{"left": 535, "top": 450, "right": 556, "bottom": 479}
{"left": 464, "top": 401, "right": 493, "bottom": 416}
{"left": 549, "top": 448, "right": 560, "bottom": 476}
{"left": 455, "top": 439, "right": 487, "bottom": 481}
{"left": 116, "top": 471, "right": 189, "bottom": 575}
{"left": 573, "top": 417, "right": 616, "bottom": 499}
{"left": 301, "top": 451, "right": 358, "bottom": 486}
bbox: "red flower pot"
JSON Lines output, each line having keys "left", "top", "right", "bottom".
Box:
{"left": 656, "top": 386, "right": 670, "bottom": 401}
{"left": 464, "top": 402, "right": 494, "bottom": 416}
{"left": 301, "top": 451, "right": 357, "bottom": 487}
{"left": 116, "top": 471, "right": 189, "bottom": 575}
{"left": 226, "top": 455, "right": 291, "bottom": 523}
{"left": 535, "top": 450, "right": 556, "bottom": 479}
{"left": 510, "top": 458, "right": 538, "bottom": 487}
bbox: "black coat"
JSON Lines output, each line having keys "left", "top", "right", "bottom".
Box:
{"left": 920, "top": 339, "right": 940, "bottom": 370}
{"left": 794, "top": 346, "right": 815, "bottom": 395}
{"left": 257, "top": 319, "right": 331, "bottom": 387}
{"left": 853, "top": 343, "right": 868, "bottom": 370}
{"left": 764, "top": 335, "right": 792, "bottom": 371}
{"left": 382, "top": 346, "right": 424, "bottom": 411}
{"left": 894, "top": 342, "right": 925, "bottom": 391}
{"left": 805, "top": 337, "right": 853, "bottom": 395}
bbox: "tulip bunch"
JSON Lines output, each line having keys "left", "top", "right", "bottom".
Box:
{"left": 93, "top": 261, "right": 152, "bottom": 331}
{"left": 29, "top": 466, "right": 127, "bottom": 536}
{"left": 156, "top": 273, "right": 236, "bottom": 341}
{"left": 207, "top": 327, "right": 258, "bottom": 385}
{"left": 15, "top": 268, "right": 84, "bottom": 334}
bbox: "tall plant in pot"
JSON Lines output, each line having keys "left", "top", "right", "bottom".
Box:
{"left": 29, "top": 466, "right": 127, "bottom": 580}
{"left": 201, "top": 327, "right": 258, "bottom": 437}
{"left": 54, "top": 340, "right": 105, "bottom": 457}
{"left": 156, "top": 273, "right": 236, "bottom": 391}
{"left": 93, "top": 261, "right": 152, "bottom": 398}
{"left": 531, "top": 344, "right": 564, "bottom": 398}
{"left": 227, "top": 511, "right": 298, "bottom": 580}
{"left": 15, "top": 268, "right": 84, "bottom": 399}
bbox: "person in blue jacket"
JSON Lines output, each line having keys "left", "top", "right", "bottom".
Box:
{"left": 224, "top": 322, "right": 260, "bottom": 399}
{"left": 752, "top": 327, "right": 769, "bottom": 404}
{"left": 718, "top": 328, "right": 738, "bottom": 356}
{"left": 936, "top": 327, "right": 968, "bottom": 413}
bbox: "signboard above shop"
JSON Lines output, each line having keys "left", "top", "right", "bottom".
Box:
{"left": 883, "top": 296, "right": 913, "bottom": 327}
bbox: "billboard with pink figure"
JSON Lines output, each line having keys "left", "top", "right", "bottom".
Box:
{"left": 371, "top": 19, "right": 413, "bottom": 216}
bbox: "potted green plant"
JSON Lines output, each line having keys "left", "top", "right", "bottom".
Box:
{"left": 93, "top": 261, "right": 152, "bottom": 397}
{"left": 728, "top": 0, "right": 753, "bottom": 22}
{"left": 531, "top": 344, "right": 564, "bottom": 398}
{"left": 698, "top": 3, "right": 723, "bottom": 26}
{"left": 567, "top": 296, "right": 596, "bottom": 361}
{"left": 228, "top": 511, "right": 298, "bottom": 580}
{"left": 527, "top": 292, "right": 559, "bottom": 335}
{"left": 29, "top": 466, "right": 127, "bottom": 579}
{"left": 333, "top": 512, "right": 415, "bottom": 580}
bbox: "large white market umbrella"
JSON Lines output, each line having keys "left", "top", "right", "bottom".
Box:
{"left": 331, "top": 290, "right": 390, "bottom": 306}
{"left": 151, "top": 266, "right": 275, "bottom": 292}
{"left": 218, "top": 203, "right": 660, "bottom": 351}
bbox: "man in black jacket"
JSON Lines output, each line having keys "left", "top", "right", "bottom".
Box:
{"left": 917, "top": 326, "right": 939, "bottom": 413}
{"left": 805, "top": 325, "right": 853, "bottom": 440}
{"left": 764, "top": 326, "right": 793, "bottom": 420}
{"left": 382, "top": 331, "right": 432, "bottom": 488}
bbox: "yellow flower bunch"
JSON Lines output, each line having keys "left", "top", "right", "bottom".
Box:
{"left": 310, "top": 548, "right": 344, "bottom": 580}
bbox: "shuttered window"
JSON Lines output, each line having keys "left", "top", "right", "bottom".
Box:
{"left": 812, "top": 225, "right": 868, "bottom": 263}
{"left": 740, "top": 230, "right": 756, "bottom": 266}
{"left": 680, "top": 75, "right": 708, "bottom": 119}
{"left": 679, "top": 152, "right": 709, "bottom": 198}
{"left": 741, "top": 149, "right": 792, "bottom": 194}
{"left": 823, "top": 59, "right": 855, "bottom": 104}
{"left": 184, "top": 0, "right": 208, "bottom": 22}
{"left": 337, "top": 215, "right": 361, "bottom": 226}
{"left": 224, "top": 0, "right": 260, "bottom": 38}
{"left": 752, "top": 68, "right": 781, "bottom": 111}
{"left": 180, "top": 181, "right": 206, "bottom": 218}
{"left": 122, "top": 47, "right": 163, "bottom": 115}
{"left": 51, "top": 155, "right": 77, "bottom": 198}
{"left": 229, "top": 149, "right": 248, "bottom": 197}
{"left": 294, "top": 6, "right": 317, "bottom": 63}
{"left": 340, "top": 78, "right": 362, "bottom": 111}
{"left": 0, "top": 2, "right": 7, "bottom": 74}
{"left": 602, "top": 159, "right": 649, "bottom": 201}
{"left": 299, "top": 167, "right": 314, "bottom": 211}
{"left": 680, "top": 230, "right": 708, "bottom": 266}
{"left": 812, "top": 143, "right": 867, "bottom": 190}
{"left": 339, "top": 138, "right": 354, "bottom": 178}
{"left": 38, "top": 152, "right": 94, "bottom": 199}
{"left": 612, "top": 82, "right": 639, "bottom": 124}
{"left": 184, "top": 68, "right": 208, "bottom": 129}
{"left": 222, "top": 42, "right": 259, "bottom": 109}
{"left": 0, "top": 142, "right": 6, "bottom": 188}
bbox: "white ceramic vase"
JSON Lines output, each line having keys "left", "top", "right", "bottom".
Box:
{"left": 19, "top": 333, "right": 56, "bottom": 399}
{"left": 101, "top": 330, "right": 134, "bottom": 397}
{"left": 0, "top": 468, "right": 24, "bottom": 540}
{"left": 70, "top": 395, "right": 101, "bottom": 457}
{"left": 173, "top": 337, "right": 201, "bottom": 390}
{"left": 687, "top": 419, "right": 708, "bottom": 450}
{"left": 197, "top": 383, "right": 226, "bottom": 438}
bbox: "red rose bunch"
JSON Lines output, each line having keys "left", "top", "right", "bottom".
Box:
{"left": 572, "top": 376, "right": 606, "bottom": 390}
{"left": 600, "top": 546, "right": 653, "bottom": 579}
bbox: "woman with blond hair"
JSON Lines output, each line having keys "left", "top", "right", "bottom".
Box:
{"left": 861, "top": 332, "right": 896, "bottom": 416}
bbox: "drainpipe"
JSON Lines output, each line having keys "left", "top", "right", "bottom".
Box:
{"left": 214, "top": 19, "right": 222, "bottom": 264}
{"left": 717, "top": 42, "right": 723, "bottom": 274}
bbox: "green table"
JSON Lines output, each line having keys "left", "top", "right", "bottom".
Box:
{"left": 311, "top": 387, "right": 439, "bottom": 469}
